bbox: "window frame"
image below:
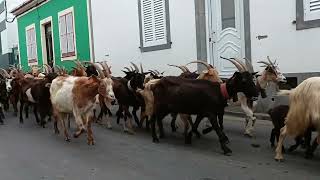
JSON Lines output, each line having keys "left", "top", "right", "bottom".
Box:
{"left": 25, "top": 23, "right": 38, "bottom": 66}
{"left": 296, "top": 0, "right": 320, "bottom": 30}
{"left": 138, "top": 0, "right": 172, "bottom": 52}
{"left": 58, "top": 7, "right": 77, "bottom": 61}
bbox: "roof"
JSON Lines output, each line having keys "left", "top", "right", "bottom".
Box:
{"left": 11, "top": 0, "right": 48, "bottom": 17}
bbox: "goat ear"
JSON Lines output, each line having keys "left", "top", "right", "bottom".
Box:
{"left": 252, "top": 72, "right": 258, "bottom": 76}
{"left": 45, "top": 83, "right": 51, "bottom": 88}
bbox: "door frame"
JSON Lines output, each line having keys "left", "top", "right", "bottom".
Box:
{"left": 40, "top": 16, "right": 55, "bottom": 66}
{"left": 195, "top": 0, "right": 251, "bottom": 73}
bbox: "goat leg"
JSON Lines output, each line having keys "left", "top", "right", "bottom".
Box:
{"left": 151, "top": 114, "right": 159, "bottom": 143}
{"left": 270, "top": 128, "right": 276, "bottom": 148}
{"left": 132, "top": 106, "right": 140, "bottom": 127}
{"left": 170, "top": 113, "right": 178, "bottom": 132}
{"left": 209, "top": 114, "right": 231, "bottom": 155}
{"left": 305, "top": 138, "right": 319, "bottom": 159}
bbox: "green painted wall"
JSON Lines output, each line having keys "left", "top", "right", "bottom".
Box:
{"left": 17, "top": 0, "right": 91, "bottom": 72}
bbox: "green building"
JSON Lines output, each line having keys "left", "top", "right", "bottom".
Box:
{"left": 11, "top": 0, "right": 93, "bottom": 71}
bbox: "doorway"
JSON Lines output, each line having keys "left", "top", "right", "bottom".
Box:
{"left": 207, "top": 0, "right": 246, "bottom": 78}
{"left": 40, "top": 17, "right": 55, "bottom": 68}
{"left": 44, "top": 23, "right": 54, "bottom": 67}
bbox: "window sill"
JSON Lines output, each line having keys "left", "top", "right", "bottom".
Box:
{"left": 61, "top": 55, "right": 77, "bottom": 61}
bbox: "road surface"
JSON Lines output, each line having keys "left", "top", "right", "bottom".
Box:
{"left": 0, "top": 108, "right": 319, "bottom": 180}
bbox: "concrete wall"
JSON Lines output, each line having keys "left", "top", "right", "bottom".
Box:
{"left": 91, "top": 0, "right": 198, "bottom": 76}
{"left": 250, "top": 0, "right": 320, "bottom": 74}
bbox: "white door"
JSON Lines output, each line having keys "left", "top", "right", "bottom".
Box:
{"left": 207, "top": 0, "right": 245, "bottom": 78}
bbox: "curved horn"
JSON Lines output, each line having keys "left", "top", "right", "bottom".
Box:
{"left": 0, "top": 68, "right": 10, "bottom": 78}
{"left": 232, "top": 58, "right": 248, "bottom": 71}
{"left": 220, "top": 56, "right": 244, "bottom": 72}
{"left": 42, "top": 64, "right": 48, "bottom": 74}
{"left": 267, "top": 56, "right": 276, "bottom": 69}
{"left": 167, "top": 64, "right": 188, "bottom": 73}
{"left": 124, "top": 67, "right": 132, "bottom": 72}
{"left": 140, "top": 63, "right": 144, "bottom": 73}
{"left": 130, "top": 62, "right": 139, "bottom": 72}
{"left": 44, "top": 64, "right": 53, "bottom": 73}
{"left": 154, "top": 70, "right": 160, "bottom": 75}
{"left": 243, "top": 58, "right": 254, "bottom": 73}
{"left": 186, "top": 60, "right": 212, "bottom": 71}
{"left": 101, "top": 62, "right": 111, "bottom": 77}
{"left": 149, "top": 70, "right": 158, "bottom": 76}
{"left": 90, "top": 62, "right": 105, "bottom": 78}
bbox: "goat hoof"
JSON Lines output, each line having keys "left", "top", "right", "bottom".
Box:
{"left": 0, "top": 121, "right": 4, "bottom": 125}
{"left": 244, "top": 133, "right": 253, "bottom": 138}
{"left": 274, "top": 159, "right": 284, "bottom": 162}
{"left": 153, "top": 138, "right": 159, "bottom": 143}
{"left": 87, "top": 140, "right": 95, "bottom": 146}
{"left": 223, "top": 148, "right": 232, "bottom": 156}
{"left": 65, "top": 138, "right": 71, "bottom": 142}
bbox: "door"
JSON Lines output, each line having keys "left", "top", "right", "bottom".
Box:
{"left": 207, "top": 0, "right": 245, "bottom": 78}
{"left": 44, "top": 23, "right": 54, "bottom": 67}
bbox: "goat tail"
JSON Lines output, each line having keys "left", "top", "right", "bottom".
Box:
{"left": 277, "top": 89, "right": 294, "bottom": 96}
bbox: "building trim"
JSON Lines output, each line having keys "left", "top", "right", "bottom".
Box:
{"left": 195, "top": 0, "right": 208, "bottom": 71}
{"left": 40, "top": 16, "right": 55, "bottom": 65}
{"left": 296, "top": 0, "right": 320, "bottom": 30}
{"left": 87, "top": 0, "right": 95, "bottom": 62}
{"left": 58, "top": 7, "right": 78, "bottom": 61}
{"left": 11, "top": 0, "right": 48, "bottom": 17}
{"left": 138, "top": 0, "right": 172, "bottom": 52}
{"left": 243, "top": 0, "right": 251, "bottom": 61}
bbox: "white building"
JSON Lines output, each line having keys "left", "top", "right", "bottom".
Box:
{"left": 0, "top": 0, "right": 20, "bottom": 67}
{"left": 91, "top": 0, "right": 320, "bottom": 84}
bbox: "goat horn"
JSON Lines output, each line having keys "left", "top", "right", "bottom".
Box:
{"left": 243, "top": 58, "right": 254, "bottom": 73}
{"left": 124, "top": 67, "right": 131, "bottom": 72}
{"left": 130, "top": 62, "right": 139, "bottom": 72}
{"left": 45, "top": 64, "right": 53, "bottom": 73}
{"left": 220, "top": 56, "right": 244, "bottom": 72}
{"left": 186, "top": 60, "right": 212, "bottom": 71}
{"left": 267, "top": 56, "right": 276, "bottom": 69}
{"left": 90, "top": 62, "right": 105, "bottom": 79}
{"left": 168, "top": 64, "right": 188, "bottom": 73}
{"left": 149, "top": 70, "right": 158, "bottom": 76}
{"left": 154, "top": 70, "right": 160, "bottom": 75}
{"left": 232, "top": 58, "right": 248, "bottom": 71}
{"left": 0, "top": 68, "right": 10, "bottom": 78}
{"left": 102, "top": 62, "right": 111, "bottom": 77}
{"left": 42, "top": 64, "right": 48, "bottom": 74}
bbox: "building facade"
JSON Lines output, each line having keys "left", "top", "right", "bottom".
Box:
{"left": 12, "top": 0, "right": 93, "bottom": 71}
{"left": 12, "top": 0, "right": 320, "bottom": 80}
{"left": 0, "top": 0, "right": 19, "bottom": 68}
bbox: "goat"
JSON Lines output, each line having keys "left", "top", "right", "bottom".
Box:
{"left": 50, "top": 63, "right": 115, "bottom": 145}
{"left": 275, "top": 77, "right": 320, "bottom": 161}
{"left": 142, "top": 59, "right": 258, "bottom": 155}
{"left": 111, "top": 62, "right": 148, "bottom": 133}
{"left": 223, "top": 56, "right": 287, "bottom": 137}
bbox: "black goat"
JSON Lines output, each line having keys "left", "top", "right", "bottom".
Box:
{"left": 268, "top": 105, "right": 317, "bottom": 159}
{"left": 147, "top": 70, "right": 258, "bottom": 155}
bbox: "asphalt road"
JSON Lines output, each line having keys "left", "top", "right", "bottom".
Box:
{"left": 0, "top": 108, "right": 319, "bottom": 180}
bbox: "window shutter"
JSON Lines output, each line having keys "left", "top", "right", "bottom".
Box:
{"left": 66, "top": 13, "right": 75, "bottom": 53}
{"left": 304, "top": 0, "right": 320, "bottom": 21}
{"left": 141, "top": 0, "right": 167, "bottom": 47}
{"left": 59, "top": 15, "right": 68, "bottom": 55}
{"left": 26, "top": 28, "right": 37, "bottom": 63}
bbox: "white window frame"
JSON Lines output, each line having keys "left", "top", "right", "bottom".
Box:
{"left": 40, "top": 16, "right": 55, "bottom": 66}
{"left": 25, "top": 23, "right": 38, "bottom": 66}
{"left": 296, "top": 0, "right": 320, "bottom": 30}
{"left": 138, "top": 0, "right": 171, "bottom": 52}
{"left": 58, "top": 7, "right": 77, "bottom": 61}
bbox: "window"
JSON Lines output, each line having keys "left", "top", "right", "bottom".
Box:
{"left": 26, "top": 24, "right": 38, "bottom": 65}
{"left": 138, "top": 0, "right": 171, "bottom": 52}
{"left": 221, "top": 0, "right": 236, "bottom": 30}
{"left": 59, "top": 7, "right": 76, "bottom": 60}
{"left": 296, "top": 0, "right": 320, "bottom": 30}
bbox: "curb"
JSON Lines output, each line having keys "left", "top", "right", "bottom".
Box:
{"left": 225, "top": 111, "right": 271, "bottom": 121}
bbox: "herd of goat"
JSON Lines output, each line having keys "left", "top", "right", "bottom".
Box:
{"left": 0, "top": 57, "right": 318, "bottom": 162}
